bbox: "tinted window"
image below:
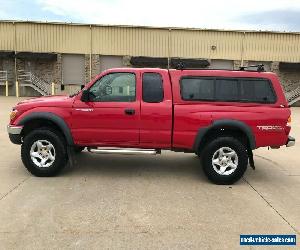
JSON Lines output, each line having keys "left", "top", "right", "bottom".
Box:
{"left": 180, "top": 77, "right": 276, "bottom": 103}
{"left": 216, "top": 79, "right": 239, "bottom": 101}
{"left": 142, "top": 73, "right": 164, "bottom": 103}
{"left": 181, "top": 78, "right": 214, "bottom": 100}
{"left": 89, "top": 73, "right": 136, "bottom": 102}
{"left": 240, "top": 79, "right": 275, "bottom": 103}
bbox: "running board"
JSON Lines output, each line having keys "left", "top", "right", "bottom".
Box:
{"left": 87, "top": 147, "right": 161, "bottom": 155}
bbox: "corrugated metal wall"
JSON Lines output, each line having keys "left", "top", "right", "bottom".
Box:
{"left": 170, "top": 30, "right": 243, "bottom": 60}
{"left": 1, "top": 21, "right": 300, "bottom": 62}
{"left": 243, "top": 32, "right": 300, "bottom": 62}
{"left": 0, "top": 22, "right": 15, "bottom": 51}
{"left": 92, "top": 26, "right": 169, "bottom": 57}
{"left": 15, "top": 23, "right": 90, "bottom": 53}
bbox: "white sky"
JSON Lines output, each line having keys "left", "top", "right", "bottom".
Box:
{"left": 1, "top": 0, "right": 300, "bottom": 31}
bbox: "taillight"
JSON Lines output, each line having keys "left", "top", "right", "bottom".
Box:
{"left": 285, "top": 115, "right": 292, "bottom": 135}
{"left": 287, "top": 116, "right": 291, "bottom": 127}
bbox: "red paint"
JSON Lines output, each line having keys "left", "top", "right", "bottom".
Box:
{"left": 11, "top": 68, "right": 292, "bottom": 151}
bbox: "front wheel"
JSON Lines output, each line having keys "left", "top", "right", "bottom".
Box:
{"left": 21, "top": 128, "right": 68, "bottom": 177}
{"left": 201, "top": 137, "right": 248, "bottom": 185}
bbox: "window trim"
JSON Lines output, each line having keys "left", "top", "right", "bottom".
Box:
{"left": 179, "top": 76, "right": 277, "bottom": 104}
{"left": 142, "top": 72, "right": 164, "bottom": 103}
{"left": 88, "top": 72, "right": 137, "bottom": 102}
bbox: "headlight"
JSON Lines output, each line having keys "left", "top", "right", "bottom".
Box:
{"left": 10, "top": 109, "right": 18, "bottom": 121}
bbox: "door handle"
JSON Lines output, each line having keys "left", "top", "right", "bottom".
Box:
{"left": 125, "top": 108, "right": 135, "bottom": 115}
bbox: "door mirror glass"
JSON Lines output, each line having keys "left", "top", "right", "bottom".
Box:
{"left": 81, "top": 89, "right": 90, "bottom": 102}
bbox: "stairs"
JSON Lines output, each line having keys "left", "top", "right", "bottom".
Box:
{"left": 286, "top": 86, "right": 300, "bottom": 106}
{"left": 18, "top": 70, "right": 51, "bottom": 96}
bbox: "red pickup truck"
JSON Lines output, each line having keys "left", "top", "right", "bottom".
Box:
{"left": 7, "top": 67, "right": 295, "bottom": 184}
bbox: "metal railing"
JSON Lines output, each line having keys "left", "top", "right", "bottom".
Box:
{"left": 0, "top": 70, "right": 7, "bottom": 82}
{"left": 285, "top": 86, "right": 300, "bottom": 105}
{"left": 0, "top": 71, "right": 9, "bottom": 96}
{"left": 18, "top": 70, "right": 51, "bottom": 95}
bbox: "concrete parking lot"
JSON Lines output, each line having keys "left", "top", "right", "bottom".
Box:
{"left": 0, "top": 96, "right": 299, "bottom": 249}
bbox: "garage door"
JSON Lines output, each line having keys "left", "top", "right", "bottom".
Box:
{"left": 100, "top": 56, "right": 124, "bottom": 72}
{"left": 62, "top": 54, "right": 85, "bottom": 85}
{"left": 210, "top": 60, "right": 233, "bottom": 70}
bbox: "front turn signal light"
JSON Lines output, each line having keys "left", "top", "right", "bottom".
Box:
{"left": 10, "top": 109, "right": 18, "bottom": 121}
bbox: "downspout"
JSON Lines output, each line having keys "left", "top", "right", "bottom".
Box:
{"left": 167, "top": 28, "right": 172, "bottom": 69}
{"left": 89, "top": 24, "right": 92, "bottom": 81}
{"left": 13, "top": 21, "right": 19, "bottom": 97}
{"left": 14, "top": 21, "right": 17, "bottom": 82}
{"left": 241, "top": 31, "right": 246, "bottom": 67}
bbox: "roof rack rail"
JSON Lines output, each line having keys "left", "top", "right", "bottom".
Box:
{"left": 175, "top": 62, "right": 185, "bottom": 70}
{"left": 174, "top": 62, "right": 266, "bottom": 72}
{"left": 239, "top": 64, "right": 265, "bottom": 72}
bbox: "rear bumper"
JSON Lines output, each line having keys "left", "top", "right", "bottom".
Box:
{"left": 286, "top": 136, "right": 295, "bottom": 147}
{"left": 7, "top": 125, "right": 23, "bottom": 144}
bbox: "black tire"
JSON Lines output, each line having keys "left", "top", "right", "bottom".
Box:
{"left": 21, "top": 128, "right": 68, "bottom": 177}
{"left": 201, "top": 137, "right": 248, "bottom": 185}
{"left": 74, "top": 146, "right": 85, "bottom": 154}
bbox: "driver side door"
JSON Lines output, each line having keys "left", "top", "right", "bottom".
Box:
{"left": 71, "top": 71, "right": 140, "bottom": 146}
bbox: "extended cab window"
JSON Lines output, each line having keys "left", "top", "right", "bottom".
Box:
{"left": 180, "top": 77, "right": 276, "bottom": 103}
{"left": 89, "top": 73, "right": 136, "bottom": 102}
{"left": 142, "top": 73, "right": 164, "bottom": 103}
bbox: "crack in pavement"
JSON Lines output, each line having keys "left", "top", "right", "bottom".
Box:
{"left": 254, "top": 154, "right": 281, "bottom": 167}
{"left": 243, "top": 177, "right": 300, "bottom": 236}
{"left": 0, "top": 177, "right": 31, "bottom": 202}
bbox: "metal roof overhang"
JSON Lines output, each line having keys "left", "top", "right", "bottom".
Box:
{"left": 16, "top": 52, "right": 57, "bottom": 60}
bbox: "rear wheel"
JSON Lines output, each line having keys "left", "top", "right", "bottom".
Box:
{"left": 21, "top": 128, "right": 68, "bottom": 177}
{"left": 201, "top": 137, "right": 248, "bottom": 185}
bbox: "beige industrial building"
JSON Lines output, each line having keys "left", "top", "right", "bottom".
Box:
{"left": 0, "top": 20, "right": 300, "bottom": 105}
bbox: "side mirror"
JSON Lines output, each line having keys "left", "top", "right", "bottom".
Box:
{"left": 81, "top": 89, "right": 90, "bottom": 102}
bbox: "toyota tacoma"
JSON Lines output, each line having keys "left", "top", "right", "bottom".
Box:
{"left": 7, "top": 66, "right": 295, "bottom": 184}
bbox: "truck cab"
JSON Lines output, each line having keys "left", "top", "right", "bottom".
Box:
{"left": 72, "top": 68, "right": 173, "bottom": 149}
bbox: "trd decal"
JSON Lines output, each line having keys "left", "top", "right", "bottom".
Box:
{"left": 257, "top": 126, "right": 284, "bottom": 131}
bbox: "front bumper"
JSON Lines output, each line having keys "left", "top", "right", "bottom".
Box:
{"left": 7, "top": 125, "right": 23, "bottom": 144}
{"left": 286, "top": 136, "right": 295, "bottom": 147}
